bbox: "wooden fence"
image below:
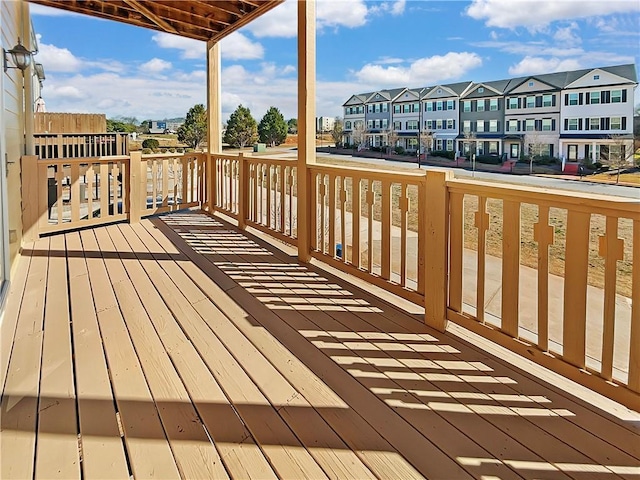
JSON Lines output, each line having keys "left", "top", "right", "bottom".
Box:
{"left": 34, "top": 112, "right": 106, "bottom": 134}
{"left": 34, "top": 132, "right": 129, "bottom": 159}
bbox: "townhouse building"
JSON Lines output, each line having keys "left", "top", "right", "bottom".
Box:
{"left": 458, "top": 79, "right": 508, "bottom": 157}
{"left": 422, "top": 82, "right": 471, "bottom": 153}
{"left": 342, "top": 93, "right": 367, "bottom": 146}
{"left": 342, "top": 63, "right": 637, "bottom": 163}
{"left": 391, "top": 88, "right": 421, "bottom": 151}
{"left": 503, "top": 75, "right": 562, "bottom": 160}
{"left": 559, "top": 65, "right": 636, "bottom": 162}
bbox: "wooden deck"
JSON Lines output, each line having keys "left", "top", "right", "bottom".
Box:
{"left": 1, "top": 210, "right": 639, "bottom": 479}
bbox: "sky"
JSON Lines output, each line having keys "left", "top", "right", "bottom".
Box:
{"left": 30, "top": 0, "right": 640, "bottom": 124}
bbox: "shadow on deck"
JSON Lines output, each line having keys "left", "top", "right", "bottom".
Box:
{"left": 1, "top": 210, "right": 638, "bottom": 479}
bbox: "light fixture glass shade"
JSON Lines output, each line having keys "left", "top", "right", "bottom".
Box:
{"left": 34, "top": 62, "right": 45, "bottom": 80}
{"left": 8, "top": 39, "right": 32, "bottom": 71}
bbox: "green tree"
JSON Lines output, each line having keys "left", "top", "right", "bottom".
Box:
{"left": 258, "top": 107, "right": 288, "bottom": 147}
{"left": 287, "top": 118, "right": 298, "bottom": 134}
{"left": 330, "top": 117, "right": 343, "bottom": 147}
{"left": 224, "top": 105, "right": 258, "bottom": 148}
{"left": 177, "top": 104, "right": 207, "bottom": 150}
{"left": 106, "top": 118, "right": 136, "bottom": 133}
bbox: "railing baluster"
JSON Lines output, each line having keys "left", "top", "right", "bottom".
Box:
{"left": 310, "top": 171, "right": 318, "bottom": 251}
{"left": 99, "top": 162, "right": 109, "bottom": 219}
{"left": 400, "top": 183, "right": 408, "bottom": 287}
{"left": 381, "top": 179, "right": 391, "bottom": 279}
{"left": 267, "top": 165, "right": 272, "bottom": 228}
{"left": 162, "top": 158, "right": 169, "bottom": 206}
{"left": 534, "top": 205, "right": 554, "bottom": 351}
{"left": 70, "top": 163, "right": 80, "bottom": 223}
{"left": 449, "top": 192, "right": 464, "bottom": 312}
{"left": 340, "top": 177, "right": 347, "bottom": 263}
{"left": 366, "top": 179, "right": 374, "bottom": 273}
{"left": 352, "top": 176, "right": 361, "bottom": 268}
{"left": 328, "top": 173, "right": 336, "bottom": 258}
{"left": 475, "top": 196, "right": 489, "bottom": 323}
{"left": 562, "top": 210, "right": 590, "bottom": 368}
{"left": 502, "top": 200, "right": 521, "bottom": 337}
{"left": 599, "top": 216, "right": 624, "bottom": 380}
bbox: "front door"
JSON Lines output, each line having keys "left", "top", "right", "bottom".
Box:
{"left": 510, "top": 143, "right": 519, "bottom": 159}
{"left": 568, "top": 144, "right": 578, "bottom": 161}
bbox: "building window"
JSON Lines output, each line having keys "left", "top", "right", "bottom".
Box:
{"left": 436, "top": 119, "right": 443, "bottom": 130}
{"left": 594, "top": 74, "right": 600, "bottom": 80}
{"left": 436, "top": 139, "right": 444, "bottom": 150}
{"left": 589, "top": 118, "right": 599, "bottom": 130}
{"left": 476, "top": 120, "right": 484, "bottom": 132}
{"left": 394, "top": 105, "right": 401, "bottom": 113}
{"left": 528, "top": 81, "right": 534, "bottom": 87}
{"left": 425, "top": 120, "right": 433, "bottom": 129}
{"left": 463, "top": 120, "right": 471, "bottom": 132}
{"left": 407, "top": 120, "right": 418, "bottom": 130}
{"left": 393, "top": 121, "right": 401, "bottom": 130}
{"left": 542, "top": 119, "right": 552, "bottom": 131}
{"left": 508, "top": 98, "right": 518, "bottom": 109}
{"left": 446, "top": 139, "right": 454, "bottom": 151}
{"left": 489, "top": 98, "right": 498, "bottom": 111}
{"left": 462, "top": 100, "right": 471, "bottom": 112}
{"left": 382, "top": 119, "right": 388, "bottom": 129}
{"left": 446, "top": 100, "right": 454, "bottom": 110}
{"left": 543, "top": 94, "right": 553, "bottom": 107}
{"left": 478, "top": 87, "right": 484, "bottom": 93}
{"left": 568, "top": 93, "right": 578, "bottom": 105}
{"left": 382, "top": 103, "right": 388, "bottom": 112}
{"left": 526, "top": 96, "right": 535, "bottom": 108}
{"left": 476, "top": 100, "right": 485, "bottom": 112}
{"left": 525, "top": 119, "right": 535, "bottom": 131}
{"left": 367, "top": 120, "right": 373, "bottom": 129}
{"left": 413, "top": 103, "right": 420, "bottom": 112}
{"left": 610, "top": 117, "right": 622, "bottom": 130}
{"left": 590, "top": 91, "right": 600, "bottom": 104}
{"left": 435, "top": 101, "right": 442, "bottom": 111}
{"left": 408, "top": 138, "right": 418, "bottom": 149}
{"left": 345, "top": 121, "right": 352, "bottom": 129}
{"left": 568, "top": 118, "right": 579, "bottom": 130}
{"left": 611, "top": 90, "right": 622, "bottom": 103}
{"left": 426, "top": 102, "right": 433, "bottom": 111}
{"left": 446, "top": 119, "right": 454, "bottom": 129}
{"left": 367, "top": 105, "right": 374, "bottom": 113}
{"left": 489, "top": 142, "right": 498, "bottom": 154}
{"left": 508, "top": 120, "right": 518, "bottom": 132}
{"left": 489, "top": 120, "right": 498, "bottom": 132}
{"left": 403, "top": 104, "right": 411, "bottom": 113}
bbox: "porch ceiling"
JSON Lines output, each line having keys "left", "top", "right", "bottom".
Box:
{"left": 27, "top": 0, "right": 284, "bottom": 42}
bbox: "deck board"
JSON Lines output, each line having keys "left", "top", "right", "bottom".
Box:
{"left": 1, "top": 210, "right": 639, "bottom": 480}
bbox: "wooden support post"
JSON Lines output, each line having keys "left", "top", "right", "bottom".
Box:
{"left": 21, "top": 155, "right": 40, "bottom": 243}
{"left": 296, "top": 0, "right": 316, "bottom": 263}
{"left": 129, "top": 152, "right": 142, "bottom": 223}
{"left": 207, "top": 40, "right": 221, "bottom": 212}
{"left": 424, "top": 169, "right": 452, "bottom": 332}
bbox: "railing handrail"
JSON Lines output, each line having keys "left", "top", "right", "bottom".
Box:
{"left": 309, "top": 162, "right": 426, "bottom": 183}
{"left": 448, "top": 177, "right": 640, "bottom": 218}
{"left": 37, "top": 155, "right": 131, "bottom": 165}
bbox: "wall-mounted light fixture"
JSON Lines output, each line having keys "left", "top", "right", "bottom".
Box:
{"left": 3, "top": 38, "right": 34, "bottom": 72}
{"left": 34, "top": 62, "right": 45, "bottom": 81}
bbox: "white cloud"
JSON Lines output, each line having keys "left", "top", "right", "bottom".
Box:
{"left": 151, "top": 33, "right": 204, "bottom": 59}
{"left": 52, "top": 85, "right": 86, "bottom": 100}
{"left": 245, "top": 0, "right": 371, "bottom": 38}
{"left": 139, "top": 58, "right": 172, "bottom": 73}
{"left": 36, "top": 40, "right": 83, "bottom": 72}
{"left": 353, "top": 52, "right": 483, "bottom": 86}
{"left": 220, "top": 32, "right": 264, "bottom": 60}
{"left": 370, "top": 0, "right": 406, "bottom": 17}
{"left": 508, "top": 56, "right": 583, "bottom": 75}
{"left": 466, "top": 0, "right": 640, "bottom": 32}
{"left": 553, "top": 22, "right": 581, "bottom": 45}
{"left": 473, "top": 40, "right": 584, "bottom": 57}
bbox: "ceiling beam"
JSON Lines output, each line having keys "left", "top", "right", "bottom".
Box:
{"left": 122, "top": 0, "right": 179, "bottom": 34}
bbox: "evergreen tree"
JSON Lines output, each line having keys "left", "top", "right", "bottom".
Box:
{"left": 224, "top": 105, "right": 258, "bottom": 148}
{"left": 177, "top": 104, "right": 207, "bottom": 149}
{"left": 258, "top": 107, "right": 288, "bottom": 147}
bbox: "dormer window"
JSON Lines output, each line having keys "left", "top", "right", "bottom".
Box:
{"left": 594, "top": 75, "right": 600, "bottom": 80}
{"left": 478, "top": 87, "right": 484, "bottom": 93}
{"left": 528, "top": 81, "right": 534, "bottom": 87}
{"left": 437, "top": 89, "right": 442, "bottom": 94}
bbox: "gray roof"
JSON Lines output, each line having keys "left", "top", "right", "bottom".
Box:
{"left": 344, "top": 63, "right": 637, "bottom": 105}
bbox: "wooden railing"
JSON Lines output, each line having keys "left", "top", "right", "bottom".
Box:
{"left": 22, "top": 152, "right": 206, "bottom": 238}
{"left": 308, "top": 164, "right": 425, "bottom": 305}
{"left": 214, "top": 153, "right": 298, "bottom": 245}
{"left": 34, "top": 132, "right": 129, "bottom": 159}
